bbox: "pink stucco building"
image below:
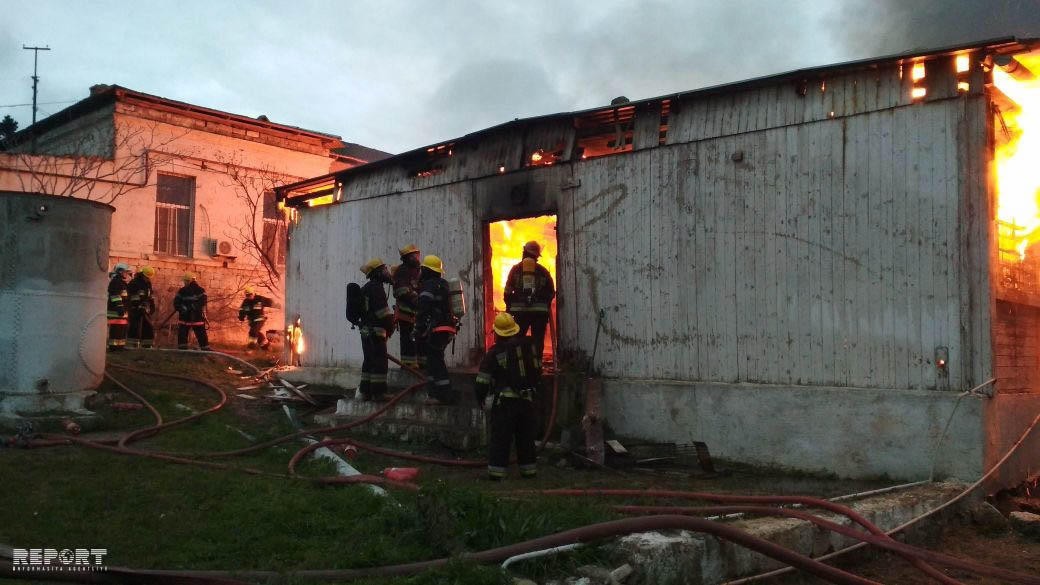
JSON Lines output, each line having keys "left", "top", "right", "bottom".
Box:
{"left": 0, "top": 84, "right": 388, "bottom": 345}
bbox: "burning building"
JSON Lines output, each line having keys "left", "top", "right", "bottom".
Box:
{"left": 279, "top": 38, "right": 1040, "bottom": 485}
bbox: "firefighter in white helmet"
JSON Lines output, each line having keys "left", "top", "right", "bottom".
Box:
{"left": 106, "top": 263, "right": 132, "bottom": 350}
{"left": 504, "top": 241, "right": 555, "bottom": 357}
{"left": 359, "top": 258, "right": 395, "bottom": 400}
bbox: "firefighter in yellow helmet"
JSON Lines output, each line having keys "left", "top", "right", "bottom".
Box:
{"left": 173, "top": 272, "right": 210, "bottom": 350}
{"left": 391, "top": 244, "right": 423, "bottom": 369}
{"left": 106, "top": 263, "right": 131, "bottom": 351}
{"left": 475, "top": 312, "right": 541, "bottom": 479}
{"left": 359, "top": 258, "right": 395, "bottom": 400}
{"left": 504, "top": 241, "right": 555, "bottom": 357}
{"left": 238, "top": 286, "right": 273, "bottom": 350}
{"left": 127, "top": 266, "right": 156, "bottom": 348}
{"left": 414, "top": 254, "right": 458, "bottom": 405}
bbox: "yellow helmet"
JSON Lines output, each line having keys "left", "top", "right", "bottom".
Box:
{"left": 399, "top": 244, "right": 420, "bottom": 258}
{"left": 360, "top": 258, "right": 385, "bottom": 276}
{"left": 140, "top": 266, "right": 156, "bottom": 278}
{"left": 493, "top": 313, "right": 520, "bottom": 337}
{"left": 523, "top": 241, "right": 542, "bottom": 257}
{"left": 421, "top": 254, "right": 443, "bottom": 274}
{"left": 245, "top": 286, "right": 255, "bottom": 294}
{"left": 182, "top": 272, "right": 196, "bottom": 283}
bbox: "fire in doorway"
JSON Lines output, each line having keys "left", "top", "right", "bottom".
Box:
{"left": 486, "top": 215, "right": 557, "bottom": 359}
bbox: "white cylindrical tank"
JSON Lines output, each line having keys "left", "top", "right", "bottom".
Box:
{"left": 0, "top": 192, "right": 113, "bottom": 417}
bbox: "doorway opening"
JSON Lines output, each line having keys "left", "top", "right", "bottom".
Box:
{"left": 485, "top": 214, "right": 557, "bottom": 362}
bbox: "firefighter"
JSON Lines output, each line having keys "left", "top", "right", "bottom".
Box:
{"left": 414, "top": 254, "right": 458, "bottom": 405}
{"left": 359, "top": 258, "right": 395, "bottom": 400}
{"left": 174, "top": 273, "right": 210, "bottom": 351}
{"left": 504, "top": 241, "right": 555, "bottom": 357}
{"left": 126, "top": 266, "right": 156, "bottom": 349}
{"left": 475, "top": 312, "right": 541, "bottom": 480}
{"left": 106, "top": 263, "right": 131, "bottom": 351}
{"left": 238, "top": 286, "right": 272, "bottom": 350}
{"left": 392, "top": 244, "right": 423, "bottom": 369}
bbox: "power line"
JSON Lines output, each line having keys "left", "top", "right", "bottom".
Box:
{"left": 0, "top": 100, "right": 77, "bottom": 108}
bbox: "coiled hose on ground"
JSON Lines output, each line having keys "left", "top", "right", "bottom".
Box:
{"left": 10, "top": 349, "right": 1040, "bottom": 584}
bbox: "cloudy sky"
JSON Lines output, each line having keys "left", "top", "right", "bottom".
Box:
{"left": 2, "top": 1, "right": 1038, "bottom": 154}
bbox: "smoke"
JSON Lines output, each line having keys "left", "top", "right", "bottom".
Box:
{"left": 835, "top": 0, "right": 1040, "bottom": 58}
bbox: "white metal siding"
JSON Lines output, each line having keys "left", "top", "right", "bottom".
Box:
{"left": 287, "top": 63, "right": 991, "bottom": 391}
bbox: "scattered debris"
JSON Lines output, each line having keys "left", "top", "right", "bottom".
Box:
{"left": 610, "top": 563, "right": 634, "bottom": 583}
{"left": 236, "top": 385, "right": 261, "bottom": 391}
{"left": 235, "top": 394, "right": 258, "bottom": 400}
{"left": 971, "top": 501, "right": 1009, "bottom": 534}
{"left": 61, "top": 419, "right": 81, "bottom": 435}
{"left": 111, "top": 402, "right": 144, "bottom": 411}
{"left": 606, "top": 439, "right": 627, "bottom": 455}
{"left": 279, "top": 378, "right": 318, "bottom": 406}
{"left": 577, "top": 564, "right": 612, "bottom": 583}
{"left": 1010, "top": 511, "right": 1040, "bottom": 539}
{"left": 225, "top": 425, "right": 255, "bottom": 442}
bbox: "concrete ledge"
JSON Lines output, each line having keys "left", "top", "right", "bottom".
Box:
{"left": 614, "top": 482, "right": 966, "bottom": 585}
{"left": 314, "top": 398, "right": 486, "bottom": 449}
{"left": 602, "top": 379, "right": 985, "bottom": 481}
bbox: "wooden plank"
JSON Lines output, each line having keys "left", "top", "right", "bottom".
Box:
{"left": 632, "top": 101, "right": 662, "bottom": 151}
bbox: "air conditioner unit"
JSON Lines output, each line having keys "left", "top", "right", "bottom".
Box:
{"left": 208, "top": 239, "right": 236, "bottom": 258}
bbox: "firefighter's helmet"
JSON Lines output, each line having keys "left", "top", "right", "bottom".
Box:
{"left": 421, "top": 255, "right": 443, "bottom": 274}
{"left": 399, "top": 244, "right": 420, "bottom": 259}
{"left": 182, "top": 272, "right": 196, "bottom": 283}
{"left": 140, "top": 266, "right": 155, "bottom": 278}
{"left": 113, "top": 263, "right": 130, "bottom": 273}
{"left": 493, "top": 312, "right": 520, "bottom": 337}
{"left": 523, "top": 241, "right": 542, "bottom": 258}
{"left": 245, "top": 286, "right": 255, "bottom": 295}
{"left": 360, "top": 258, "right": 386, "bottom": 276}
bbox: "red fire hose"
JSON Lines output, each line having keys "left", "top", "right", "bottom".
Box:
{"left": 1, "top": 515, "right": 886, "bottom": 585}
{"left": 15, "top": 352, "right": 1019, "bottom": 585}
{"left": 520, "top": 488, "right": 957, "bottom": 584}
{"left": 616, "top": 506, "right": 1040, "bottom": 585}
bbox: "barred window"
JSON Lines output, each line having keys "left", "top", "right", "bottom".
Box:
{"left": 154, "top": 174, "right": 194, "bottom": 257}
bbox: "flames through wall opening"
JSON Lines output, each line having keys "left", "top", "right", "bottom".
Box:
{"left": 485, "top": 215, "right": 557, "bottom": 363}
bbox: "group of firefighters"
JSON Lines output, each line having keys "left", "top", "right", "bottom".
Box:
{"left": 356, "top": 241, "right": 555, "bottom": 479}
{"left": 105, "top": 265, "right": 272, "bottom": 352}
{"left": 104, "top": 239, "right": 556, "bottom": 480}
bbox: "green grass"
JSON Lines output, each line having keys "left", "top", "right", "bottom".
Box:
{"left": 0, "top": 350, "right": 615, "bottom": 584}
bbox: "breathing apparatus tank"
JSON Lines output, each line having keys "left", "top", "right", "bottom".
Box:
{"left": 447, "top": 277, "right": 466, "bottom": 320}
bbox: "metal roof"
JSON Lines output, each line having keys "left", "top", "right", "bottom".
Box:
{"left": 276, "top": 36, "right": 1034, "bottom": 200}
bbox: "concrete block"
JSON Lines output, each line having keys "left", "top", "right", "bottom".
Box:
{"left": 1010, "top": 511, "right": 1040, "bottom": 539}
{"left": 970, "top": 501, "right": 1009, "bottom": 534}
{"left": 609, "top": 482, "right": 966, "bottom": 585}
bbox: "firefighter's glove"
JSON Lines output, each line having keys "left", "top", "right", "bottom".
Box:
{"left": 482, "top": 394, "right": 495, "bottom": 411}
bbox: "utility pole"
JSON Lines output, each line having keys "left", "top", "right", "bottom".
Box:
{"left": 22, "top": 44, "right": 51, "bottom": 126}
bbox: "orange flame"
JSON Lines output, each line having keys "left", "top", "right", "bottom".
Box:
{"left": 994, "top": 61, "right": 1040, "bottom": 261}
{"left": 488, "top": 216, "right": 557, "bottom": 312}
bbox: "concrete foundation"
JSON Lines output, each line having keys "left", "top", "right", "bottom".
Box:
{"left": 612, "top": 482, "right": 967, "bottom": 585}
{"left": 601, "top": 380, "right": 986, "bottom": 482}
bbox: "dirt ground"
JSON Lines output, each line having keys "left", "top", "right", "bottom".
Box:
{"left": 850, "top": 520, "right": 1040, "bottom": 584}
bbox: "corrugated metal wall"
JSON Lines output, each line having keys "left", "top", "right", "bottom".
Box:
{"left": 287, "top": 57, "right": 992, "bottom": 391}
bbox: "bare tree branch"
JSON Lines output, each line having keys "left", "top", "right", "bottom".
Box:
{"left": 215, "top": 153, "right": 299, "bottom": 296}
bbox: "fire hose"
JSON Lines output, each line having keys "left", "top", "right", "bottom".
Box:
{"left": 514, "top": 488, "right": 956, "bottom": 584}
{"left": 614, "top": 506, "right": 1040, "bottom": 585}
{"left": 13, "top": 349, "right": 1035, "bottom": 584}
{"left": 0, "top": 515, "right": 888, "bottom": 585}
